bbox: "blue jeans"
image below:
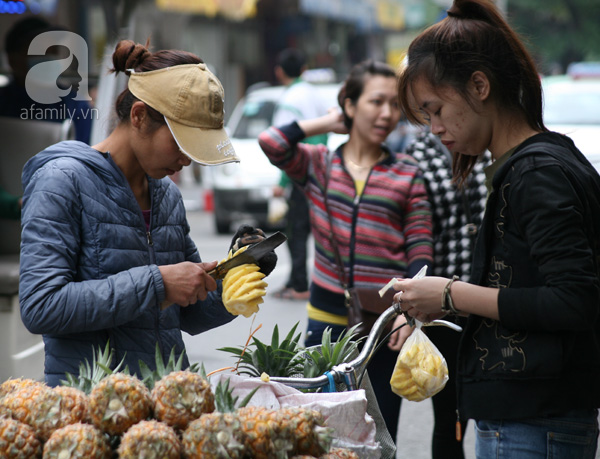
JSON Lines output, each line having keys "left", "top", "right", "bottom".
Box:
{"left": 475, "top": 409, "right": 599, "bottom": 459}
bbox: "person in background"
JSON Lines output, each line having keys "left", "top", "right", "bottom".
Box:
{"left": 405, "top": 130, "right": 489, "bottom": 458}
{"left": 271, "top": 48, "right": 328, "bottom": 301}
{"left": 19, "top": 40, "right": 276, "bottom": 387}
{"left": 259, "top": 59, "right": 433, "bottom": 442}
{"left": 395, "top": 0, "right": 600, "bottom": 457}
{"left": 0, "top": 16, "right": 93, "bottom": 143}
{"left": 0, "top": 185, "right": 22, "bottom": 220}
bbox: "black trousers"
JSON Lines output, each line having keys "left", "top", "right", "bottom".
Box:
{"left": 284, "top": 185, "right": 311, "bottom": 292}
{"left": 366, "top": 344, "right": 402, "bottom": 443}
{"left": 427, "top": 323, "right": 466, "bottom": 459}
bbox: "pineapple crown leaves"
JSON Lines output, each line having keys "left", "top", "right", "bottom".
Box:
{"left": 139, "top": 343, "right": 200, "bottom": 390}
{"left": 214, "top": 377, "right": 259, "bottom": 413}
{"left": 302, "top": 324, "right": 364, "bottom": 379}
{"left": 218, "top": 322, "right": 305, "bottom": 378}
{"left": 61, "top": 341, "right": 126, "bottom": 393}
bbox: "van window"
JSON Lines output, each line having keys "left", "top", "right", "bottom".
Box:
{"left": 234, "top": 101, "right": 275, "bottom": 138}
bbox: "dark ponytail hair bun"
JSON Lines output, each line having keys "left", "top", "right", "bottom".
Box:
{"left": 111, "top": 40, "right": 151, "bottom": 76}
{"left": 446, "top": 0, "right": 489, "bottom": 20}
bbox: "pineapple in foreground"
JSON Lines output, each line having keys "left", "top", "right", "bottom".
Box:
{"left": 0, "top": 378, "right": 43, "bottom": 400}
{"left": 152, "top": 370, "right": 215, "bottom": 430}
{"left": 289, "top": 448, "right": 360, "bottom": 459}
{"left": 1, "top": 382, "right": 62, "bottom": 441}
{"left": 0, "top": 378, "right": 43, "bottom": 420}
{"left": 53, "top": 386, "right": 91, "bottom": 425}
{"left": 321, "top": 447, "right": 361, "bottom": 458}
{"left": 236, "top": 405, "right": 294, "bottom": 459}
{"left": 89, "top": 372, "right": 153, "bottom": 436}
{"left": 140, "top": 344, "right": 215, "bottom": 431}
{"left": 117, "top": 419, "right": 180, "bottom": 458}
{"left": 183, "top": 412, "right": 245, "bottom": 459}
{"left": 279, "top": 406, "right": 333, "bottom": 457}
{"left": 234, "top": 405, "right": 332, "bottom": 459}
{"left": 43, "top": 422, "right": 111, "bottom": 459}
{"left": 0, "top": 417, "right": 42, "bottom": 459}
{"left": 221, "top": 246, "right": 268, "bottom": 317}
{"left": 182, "top": 377, "right": 257, "bottom": 459}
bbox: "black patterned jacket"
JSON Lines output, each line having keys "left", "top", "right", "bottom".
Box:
{"left": 406, "top": 131, "right": 489, "bottom": 282}
{"left": 458, "top": 132, "right": 600, "bottom": 421}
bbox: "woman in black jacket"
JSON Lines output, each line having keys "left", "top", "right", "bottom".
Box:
{"left": 394, "top": 0, "right": 600, "bottom": 457}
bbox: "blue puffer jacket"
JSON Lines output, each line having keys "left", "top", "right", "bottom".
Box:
{"left": 20, "top": 141, "right": 235, "bottom": 386}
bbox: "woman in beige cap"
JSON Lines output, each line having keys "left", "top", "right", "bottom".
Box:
{"left": 19, "top": 40, "right": 276, "bottom": 386}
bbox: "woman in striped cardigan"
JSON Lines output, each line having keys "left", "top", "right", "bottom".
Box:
{"left": 259, "top": 60, "right": 433, "bottom": 441}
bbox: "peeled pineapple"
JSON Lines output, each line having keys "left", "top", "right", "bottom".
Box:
{"left": 390, "top": 328, "right": 448, "bottom": 402}
{"left": 221, "top": 247, "right": 268, "bottom": 318}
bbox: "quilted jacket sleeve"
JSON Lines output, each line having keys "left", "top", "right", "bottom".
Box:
{"left": 19, "top": 162, "right": 162, "bottom": 335}
{"left": 179, "top": 233, "right": 235, "bottom": 335}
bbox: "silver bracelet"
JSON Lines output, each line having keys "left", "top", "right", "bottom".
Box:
{"left": 441, "top": 275, "right": 460, "bottom": 315}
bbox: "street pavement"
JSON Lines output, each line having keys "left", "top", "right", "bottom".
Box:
{"left": 178, "top": 179, "right": 477, "bottom": 459}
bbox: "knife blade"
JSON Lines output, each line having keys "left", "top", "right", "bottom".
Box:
{"left": 208, "top": 231, "right": 287, "bottom": 280}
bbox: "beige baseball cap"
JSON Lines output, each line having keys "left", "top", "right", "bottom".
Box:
{"left": 128, "top": 63, "right": 239, "bottom": 165}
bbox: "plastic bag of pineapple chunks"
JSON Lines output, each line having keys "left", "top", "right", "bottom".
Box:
{"left": 390, "top": 325, "right": 448, "bottom": 402}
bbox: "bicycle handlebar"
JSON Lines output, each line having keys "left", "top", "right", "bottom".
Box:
{"left": 269, "top": 303, "right": 404, "bottom": 391}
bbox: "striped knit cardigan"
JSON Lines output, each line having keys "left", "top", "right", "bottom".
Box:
{"left": 259, "top": 122, "right": 433, "bottom": 316}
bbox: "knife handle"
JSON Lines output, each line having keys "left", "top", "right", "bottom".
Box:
{"left": 208, "top": 266, "right": 224, "bottom": 280}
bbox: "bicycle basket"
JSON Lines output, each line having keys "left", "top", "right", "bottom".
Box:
{"left": 300, "top": 345, "right": 397, "bottom": 459}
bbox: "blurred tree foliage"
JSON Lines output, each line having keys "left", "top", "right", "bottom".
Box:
{"left": 507, "top": 0, "right": 600, "bottom": 74}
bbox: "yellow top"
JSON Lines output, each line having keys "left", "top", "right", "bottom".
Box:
{"left": 306, "top": 303, "right": 348, "bottom": 326}
{"left": 354, "top": 179, "right": 366, "bottom": 196}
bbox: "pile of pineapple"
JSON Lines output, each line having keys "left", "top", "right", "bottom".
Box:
{"left": 0, "top": 339, "right": 362, "bottom": 459}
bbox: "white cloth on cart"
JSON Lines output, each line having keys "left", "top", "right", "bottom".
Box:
{"left": 211, "top": 373, "right": 381, "bottom": 458}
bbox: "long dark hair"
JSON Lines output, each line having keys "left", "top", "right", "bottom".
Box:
{"left": 397, "top": 0, "right": 546, "bottom": 183}
{"left": 110, "top": 39, "right": 203, "bottom": 127}
{"left": 338, "top": 59, "right": 397, "bottom": 130}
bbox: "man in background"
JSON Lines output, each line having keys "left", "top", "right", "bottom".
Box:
{"left": 271, "top": 48, "right": 328, "bottom": 300}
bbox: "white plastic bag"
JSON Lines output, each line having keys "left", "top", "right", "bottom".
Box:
{"left": 390, "top": 325, "right": 449, "bottom": 402}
